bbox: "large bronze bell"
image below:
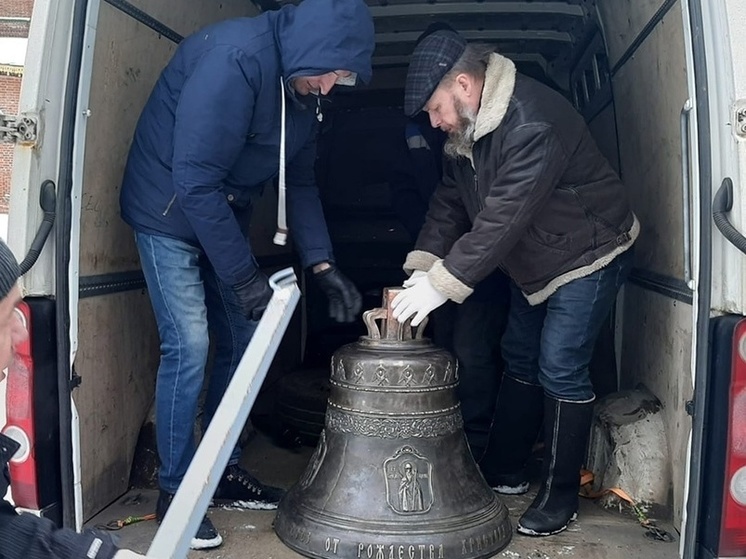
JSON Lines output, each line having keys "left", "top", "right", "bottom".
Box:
{"left": 275, "top": 288, "right": 512, "bottom": 559}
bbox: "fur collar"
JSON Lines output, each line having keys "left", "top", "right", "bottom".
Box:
{"left": 474, "top": 53, "right": 517, "bottom": 141}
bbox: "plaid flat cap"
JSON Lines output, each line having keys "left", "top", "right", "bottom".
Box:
{"left": 404, "top": 30, "right": 467, "bottom": 117}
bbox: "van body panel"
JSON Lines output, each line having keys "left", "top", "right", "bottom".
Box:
{"left": 611, "top": 3, "right": 689, "bottom": 280}
{"left": 5, "top": 0, "right": 80, "bottom": 524}
{"left": 71, "top": 0, "right": 176, "bottom": 520}
{"left": 597, "top": 0, "right": 677, "bottom": 68}
{"left": 621, "top": 285, "right": 694, "bottom": 522}
{"left": 72, "top": 0, "right": 257, "bottom": 520}
{"left": 7, "top": 0, "right": 76, "bottom": 295}
{"left": 72, "top": 294, "right": 159, "bottom": 519}
{"left": 599, "top": 0, "right": 695, "bottom": 528}
{"left": 124, "top": 0, "right": 258, "bottom": 39}
{"left": 78, "top": 3, "right": 177, "bottom": 278}
{"left": 709, "top": 0, "right": 746, "bottom": 315}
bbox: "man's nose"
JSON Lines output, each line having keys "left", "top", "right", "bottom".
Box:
{"left": 429, "top": 113, "right": 440, "bottom": 128}
{"left": 320, "top": 76, "right": 336, "bottom": 96}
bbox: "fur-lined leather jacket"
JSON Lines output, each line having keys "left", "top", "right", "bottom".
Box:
{"left": 405, "top": 53, "right": 638, "bottom": 305}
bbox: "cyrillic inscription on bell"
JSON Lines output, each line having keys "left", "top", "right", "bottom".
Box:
{"left": 275, "top": 288, "right": 513, "bottom": 558}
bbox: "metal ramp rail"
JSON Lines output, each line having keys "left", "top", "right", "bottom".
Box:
{"left": 147, "top": 268, "right": 301, "bottom": 558}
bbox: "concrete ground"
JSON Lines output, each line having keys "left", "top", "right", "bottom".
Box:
{"left": 88, "top": 433, "right": 680, "bottom": 559}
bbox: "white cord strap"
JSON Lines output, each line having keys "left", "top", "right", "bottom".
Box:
{"left": 273, "top": 76, "right": 288, "bottom": 246}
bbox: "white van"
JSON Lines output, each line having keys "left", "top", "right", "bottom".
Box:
{"left": 2, "top": 0, "right": 744, "bottom": 557}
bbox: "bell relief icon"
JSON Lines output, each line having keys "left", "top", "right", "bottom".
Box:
{"left": 384, "top": 446, "right": 433, "bottom": 514}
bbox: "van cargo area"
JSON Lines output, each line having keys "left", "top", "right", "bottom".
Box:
{"left": 5, "top": 0, "right": 746, "bottom": 557}
{"left": 86, "top": 432, "right": 679, "bottom": 558}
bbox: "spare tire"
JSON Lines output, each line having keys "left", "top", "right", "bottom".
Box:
{"left": 276, "top": 368, "right": 330, "bottom": 446}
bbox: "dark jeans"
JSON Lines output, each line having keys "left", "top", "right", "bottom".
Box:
{"left": 432, "top": 271, "right": 510, "bottom": 455}
{"left": 501, "top": 249, "right": 634, "bottom": 402}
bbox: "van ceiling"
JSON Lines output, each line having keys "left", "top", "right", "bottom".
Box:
{"left": 251, "top": 0, "right": 600, "bottom": 92}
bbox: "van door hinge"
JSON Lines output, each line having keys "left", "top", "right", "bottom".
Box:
{"left": 0, "top": 111, "right": 38, "bottom": 145}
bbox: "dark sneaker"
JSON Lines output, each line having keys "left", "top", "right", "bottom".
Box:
{"left": 156, "top": 489, "right": 223, "bottom": 550}
{"left": 212, "top": 464, "right": 285, "bottom": 510}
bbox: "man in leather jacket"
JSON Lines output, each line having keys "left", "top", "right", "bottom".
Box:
{"left": 392, "top": 30, "right": 638, "bottom": 537}
{"left": 0, "top": 240, "right": 143, "bottom": 559}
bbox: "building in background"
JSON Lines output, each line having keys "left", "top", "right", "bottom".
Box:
{"left": 0, "top": 0, "right": 33, "bottom": 239}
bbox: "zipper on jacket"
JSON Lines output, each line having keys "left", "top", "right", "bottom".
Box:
{"left": 474, "top": 173, "right": 484, "bottom": 211}
{"left": 162, "top": 194, "right": 177, "bottom": 216}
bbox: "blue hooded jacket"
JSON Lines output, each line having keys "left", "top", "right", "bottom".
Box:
{"left": 120, "top": 0, "right": 375, "bottom": 286}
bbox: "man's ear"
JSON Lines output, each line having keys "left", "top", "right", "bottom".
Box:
{"left": 456, "top": 73, "right": 476, "bottom": 97}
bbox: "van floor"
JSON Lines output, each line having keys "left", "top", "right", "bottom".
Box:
{"left": 87, "top": 432, "right": 680, "bottom": 559}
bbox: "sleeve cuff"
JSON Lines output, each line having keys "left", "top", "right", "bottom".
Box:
{"left": 0, "top": 514, "right": 119, "bottom": 559}
{"left": 428, "top": 260, "right": 473, "bottom": 303}
{"left": 403, "top": 250, "right": 440, "bottom": 275}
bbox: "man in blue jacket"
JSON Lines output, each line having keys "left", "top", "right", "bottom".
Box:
{"left": 120, "top": 0, "right": 374, "bottom": 549}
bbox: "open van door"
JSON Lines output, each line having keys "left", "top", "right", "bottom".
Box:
{"left": 4, "top": 0, "right": 85, "bottom": 529}
{"left": 6, "top": 0, "right": 265, "bottom": 532}
{"left": 684, "top": 1, "right": 746, "bottom": 558}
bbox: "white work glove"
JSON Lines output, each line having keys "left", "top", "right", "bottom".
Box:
{"left": 391, "top": 274, "right": 447, "bottom": 326}
{"left": 403, "top": 269, "right": 427, "bottom": 288}
{"left": 114, "top": 551, "right": 148, "bottom": 558}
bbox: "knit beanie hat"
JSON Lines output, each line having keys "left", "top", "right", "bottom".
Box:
{"left": 0, "top": 239, "right": 21, "bottom": 299}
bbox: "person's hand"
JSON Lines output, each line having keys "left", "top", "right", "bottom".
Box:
{"left": 403, "top": 269, "right": 427, "bottom": 288}
{"left": 114, "top": 551, "right": 148, "bottom": 559}
{"left": 312, "top": 265, "right": 362, "bottom": 322}
{"left": 391, "top": 274, "right": 447, "bottom": 326}
{"left": 233, "top": 269, "right": 273, "bottom": 321}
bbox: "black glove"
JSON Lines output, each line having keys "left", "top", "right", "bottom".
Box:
{"left": 312, "top": 265, "right": 362, "bottom": 323}
{"left": 233, "top": 269, "right": 273, "bottom": 321}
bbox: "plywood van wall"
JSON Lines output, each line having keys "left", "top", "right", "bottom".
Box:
{"left": 597, "top": 0, "right": 693, "bottom": 526}
{"left": 75, "top": 0, "right": 258, "bottom": 521}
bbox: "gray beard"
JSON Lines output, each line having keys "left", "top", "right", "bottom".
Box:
{"left": 444, "top": 99, "right": 477, "bottom": 159}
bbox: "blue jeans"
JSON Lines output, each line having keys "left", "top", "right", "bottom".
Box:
{"left": 136, "top": 232, "right": 256, "bottom": 493}
{"left": 501, "top": 249, "right": 633, "bottom": 402}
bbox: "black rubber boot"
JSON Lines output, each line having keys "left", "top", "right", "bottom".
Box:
{"left": 517, "top": 396, "right": 594, "bottom": 536}
{"left": 479, "top": 375, "right": 544, "bottom": 494}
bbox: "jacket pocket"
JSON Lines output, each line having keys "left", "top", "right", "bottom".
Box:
{"left": 527, "top": 224, "right": 571, "bottom": 252}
